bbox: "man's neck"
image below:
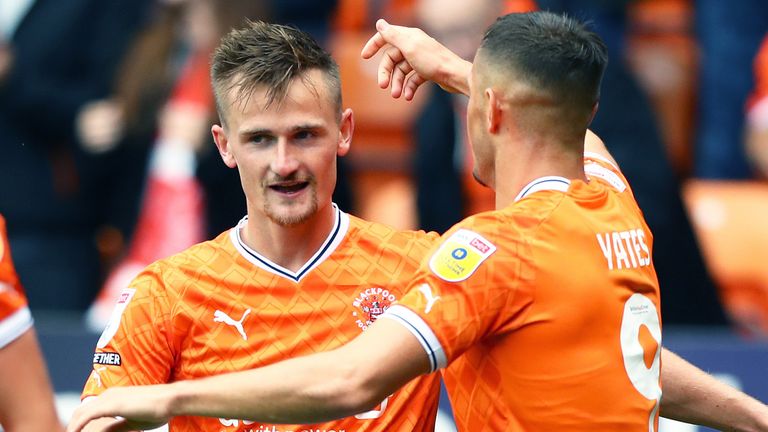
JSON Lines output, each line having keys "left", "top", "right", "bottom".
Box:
{"left": 240, "top": 204, "right": 337, "bottom": 273}
{"left": 493, "top": 137, "right": 586, "bottom": 209}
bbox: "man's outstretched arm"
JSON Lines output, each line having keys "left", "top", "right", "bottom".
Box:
{"left": 660, "top": 349, "right": 768, "bottom": 431}
{"left": 66, "top": 319, "right": 430, "bottom": 432}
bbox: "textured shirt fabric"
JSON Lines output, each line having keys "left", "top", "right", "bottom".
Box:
{"left": 383, "top": 155, "right": 663, "bottom": 431}
{"left": 83, "top": 206, "right": 441, "bottom": 432}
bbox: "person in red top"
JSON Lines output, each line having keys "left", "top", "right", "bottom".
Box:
{"left": 0, "top": 214, "right": 62, "bottom": 432}
{"left": 67, "top": 12, "right": 768, "bottom": 432}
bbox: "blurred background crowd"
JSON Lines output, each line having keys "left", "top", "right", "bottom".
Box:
{"left": 2, "top": 0, "right": 768, "bottom": 338}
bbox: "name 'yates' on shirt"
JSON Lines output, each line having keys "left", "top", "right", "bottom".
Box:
{"left": 596, "top": 228, "right": 651, "bottom": 270}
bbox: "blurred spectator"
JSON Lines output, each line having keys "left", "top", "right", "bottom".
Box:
{"left": 693, "top": 0, "right": 768, "bottom": 179}
{"left": 75, "top": 4, "right": 181, "bottom": 272}
{"left": 75, "top": 0, "right": 267, "bottom": 246}
{"left": 625, "top": 0, "right": 698, "bottom": 177}
{"left": 0, "top": 0, "right": 152, "bottom": 312}
{"left": 746, "top": 33, "right": 768, "bottom": 178}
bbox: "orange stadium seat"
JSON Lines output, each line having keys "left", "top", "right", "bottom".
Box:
{"left": 329, "top": 30, "right": 429, "bottom": 230}
{"left": 683, "top": 180, "right": 768, "bottom": 334}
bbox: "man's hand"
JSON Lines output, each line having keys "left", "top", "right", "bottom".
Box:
{"left": 67, "top": 386, "right": 173, "bottom": 432}
{"left": 360, "top": 19, "right": 472, "bottom": 100}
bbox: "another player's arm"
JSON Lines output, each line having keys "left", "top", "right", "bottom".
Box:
{"left": 660, "top": 349, "right": 768, "bottom": 432}
{"left": 583, "top": 129, "right": 619, "bottom": 167}
{"left": 362, "top": 19, "right": 610, "bottom": 165}
{"left": 66, "top": 318, "right": 430, "bottom": 432}
{"left": 0, "top": 328, "right": 62, "bottom": 432}
{"left": 361, "top": 19, "right": 471, "bottom": 100}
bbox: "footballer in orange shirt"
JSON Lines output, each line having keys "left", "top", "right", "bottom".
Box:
{"left": 79, "top": 21, "right": 440, "bottom": 432}
{"left": 0, "top": 214, "right": 62, "bottom": 431}
{"left": 385, "top": 153, "right": 661, "bottom": 431}
{"left": 68, "top": 13, "right": 768, "bottom": 432}
{"left": 82, "top": 210, "right": 440, "bottom": 432}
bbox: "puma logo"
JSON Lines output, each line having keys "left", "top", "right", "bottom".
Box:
{"left": 418, "top": 284, "right": 441, "bottom": 314}
{"left": 213, "top": 309, "right": 251, "bottom": 341}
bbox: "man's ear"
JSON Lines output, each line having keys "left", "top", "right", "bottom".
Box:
{"left": 486, "top": 88, "right": 502, "bottom": 134}
{"left": 337, "top": 108, "right": 354, "bottom": 157}
{"left": 212, "top": 124, "right": 237, "bottom": 168}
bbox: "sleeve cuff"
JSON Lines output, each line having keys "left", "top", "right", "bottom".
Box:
{"left": 379, "top": 305, "right": 447, "bottom": 372}
{"left": 0, "top": 306, "right": 33, "bottom": 349}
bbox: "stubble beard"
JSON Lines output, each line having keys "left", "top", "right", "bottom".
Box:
{"left": 263, "top": 184, "right": 319, "bottom": 226}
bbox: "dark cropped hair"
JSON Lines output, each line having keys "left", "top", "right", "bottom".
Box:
{"left": 480, "top": 11, "right": 608, "bottom": 113}
{"left": 211, "top": 20, "right": 341, "bottom": 124}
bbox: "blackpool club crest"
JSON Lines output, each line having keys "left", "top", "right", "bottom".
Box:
{"left": 352, "top": 287, "right": 396, "bottom": 330}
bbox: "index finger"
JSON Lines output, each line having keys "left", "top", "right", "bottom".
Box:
{"left": 66, "top": 408, "right": 115, "bottom": 432}
{"left": 361, "top": 31, "right": 388, "bottom": 59}
{"left": 65, "top": 411, "right": 92, "bottom": 432}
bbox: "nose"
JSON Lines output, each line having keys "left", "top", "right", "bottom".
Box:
{"left": 269, "top": 140, "right": 299, "bottom": 177}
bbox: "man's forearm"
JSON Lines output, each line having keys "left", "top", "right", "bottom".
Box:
{"left": 437, "top": 57, "right": 472, "bottom": 96}
{"left": 167, "top": 348, "right": 385, "bottom": 424}
{"left": 660, "top": 348, "right": 768, "bottom": 431}
{"left": 67, "top": 319, "right": 430, "bottom": 431}
{"left": 168, "top": 320, "right": 429, "bottom": 423}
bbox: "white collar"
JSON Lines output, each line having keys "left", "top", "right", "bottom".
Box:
{"left": 514, "top": 176, "right": 571, "bottom": 202}
{"left": 229, "top": 204, "right": 350, "bottom": 282}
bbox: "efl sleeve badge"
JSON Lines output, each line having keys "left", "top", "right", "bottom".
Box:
{"left": 429, "top": 229, "right": 496, "bottom": 282}
{"left": 96, "top": 288, "right": 136, "bottom": 349}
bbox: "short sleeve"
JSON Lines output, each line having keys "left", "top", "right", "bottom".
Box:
{"left": 380, "top": 214, "right": 535, "bottom": 371}
{"left": 583, "top": 152, "right": 636, "bottom": 195}
{"left": 81, "top": 264, "right": 174, "bottom": 398}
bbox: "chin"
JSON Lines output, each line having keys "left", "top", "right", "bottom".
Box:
{"left": 269, "top": 213, "right": 313, "bottom": 226}
{"left": 265, "top": 202, "right": 319, "bottom": 227}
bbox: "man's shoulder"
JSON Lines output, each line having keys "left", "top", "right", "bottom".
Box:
{"left": 347, "top": 215, "right": 438, "bottom": 247}
{"left": 161, "top": 230, "right": 233, "bottom": 264}
{"left": 137, "top": 231, "right": 236, "bottom": 285}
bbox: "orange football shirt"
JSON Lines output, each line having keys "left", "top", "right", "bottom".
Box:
{"left": 82, "top": 205, "right": 441, "bottom": 432}
{"left": 0, "top": 214, "right": 33, "bottom": 349}
{"left": 383, "top": 155, "right": 663, "bottom": 431}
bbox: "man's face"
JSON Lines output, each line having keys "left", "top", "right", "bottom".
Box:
{"left": 213, "top": 70, "right": 352, "bottom": 226}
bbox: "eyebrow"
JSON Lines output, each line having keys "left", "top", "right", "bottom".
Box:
{"left": 238, "top": 127, "right": 271, "bottom": 140}
{"left": 238, "top": 123, "right": 325, "bottom": 139}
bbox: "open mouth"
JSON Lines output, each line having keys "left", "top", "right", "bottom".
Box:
{"left": 268, "top": 181, "right": 310, "bottom": 195}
